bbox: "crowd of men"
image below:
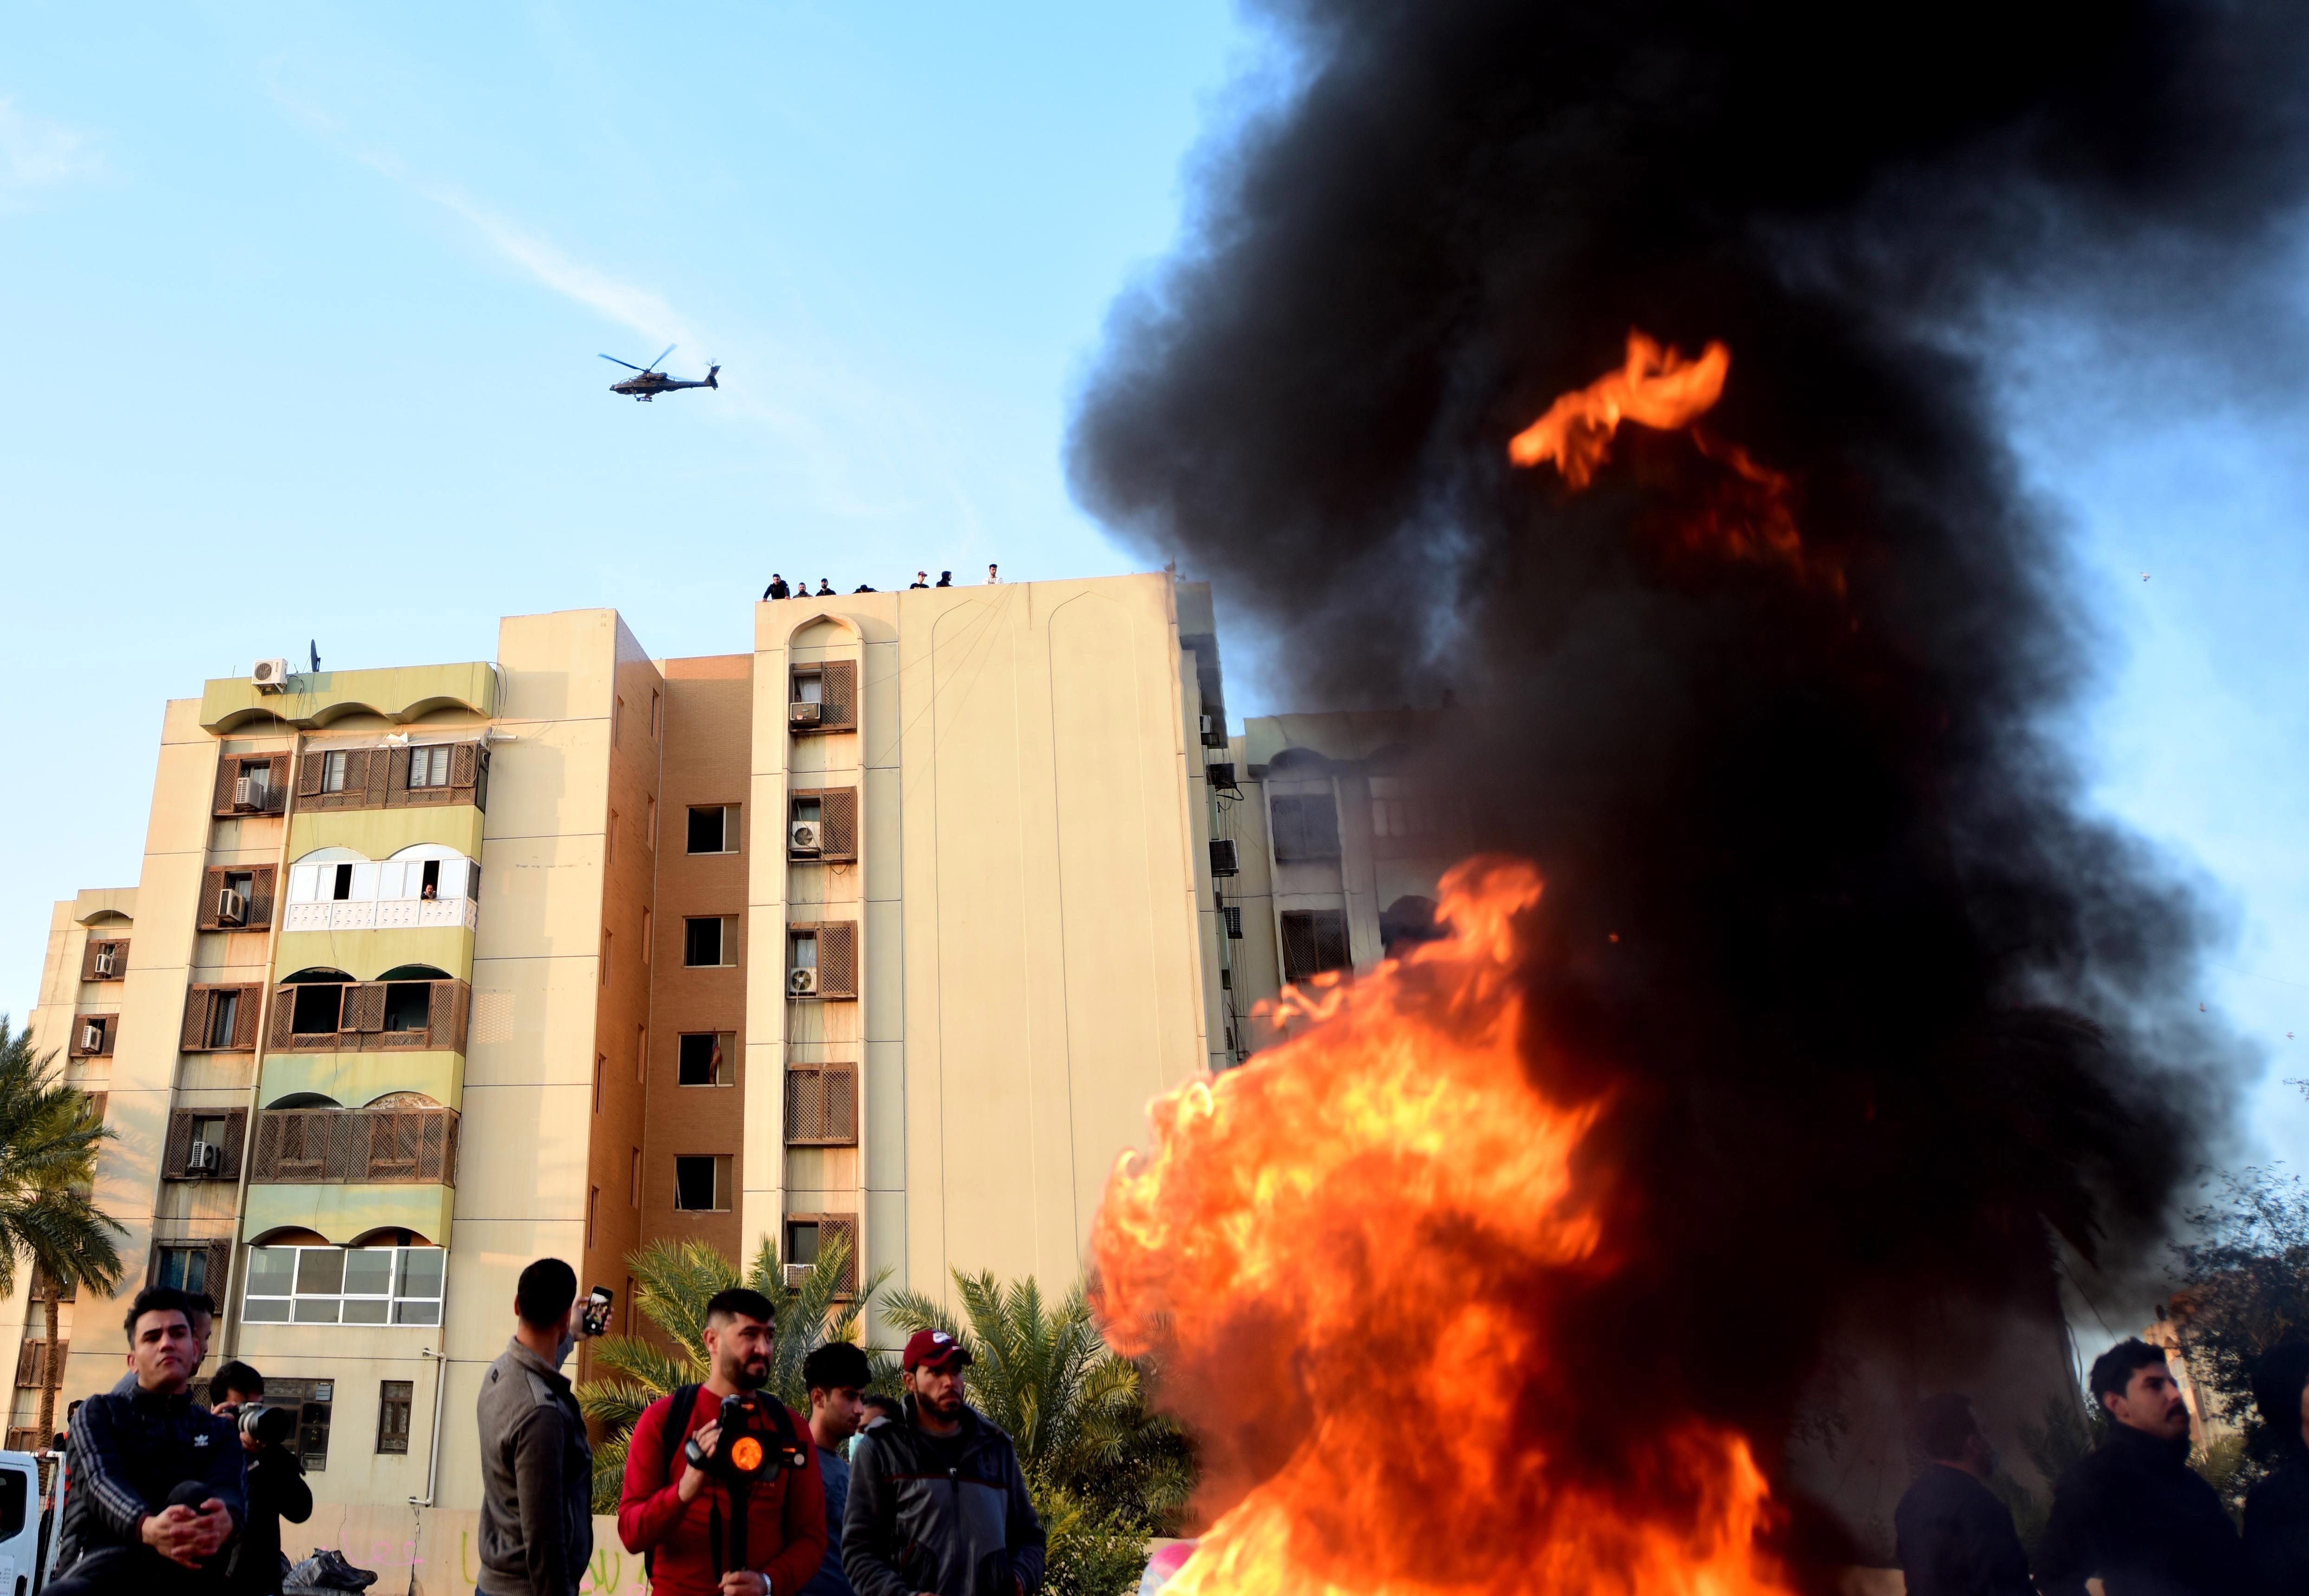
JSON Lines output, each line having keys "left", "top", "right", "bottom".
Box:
{"left": 1898, "top": 1335, "right": 2309, "bottom": 1593}
{"left": 763, "top": 565, "right": 1002, "bottom": 598}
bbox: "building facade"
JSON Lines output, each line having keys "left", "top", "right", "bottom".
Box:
{"left": 8, "top": 573, "right": 1303, "bottom": 1514}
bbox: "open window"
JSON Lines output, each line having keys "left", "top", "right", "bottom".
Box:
{"left": 787, "top": 788, "right": 857, "bottom": 860}
{"left": 683, "top": 917, "right": 732, "bottom": 968}
{"left": 1279, "top": 909, "right": 1350, "bottom": 984}
{"left": 783, "top": 1214, "right": 858, "bottom": 1295}
{"left": 687, "top": 805, "right": 738, "bottom": 855}
{"left": 181, "top": 984, "right": 262, "bottom": 1053}
{"left": 212, "top": 753, "right": 289, "bottom": 817}
{"left": 672, "top": 1154, "right": 733, "bottom": 1212}
{"left": 196, "top": 865, "right": 276, "bottom": 932}
{"left": 678, "top": 1033, "right": 733, "bottom": 1087}
{"left": 788, "top": 661, "right": 857, "bottom": 733}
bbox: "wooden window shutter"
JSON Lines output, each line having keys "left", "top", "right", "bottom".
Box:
{"left": 80, "top": 939, "right": 107, "bottom": 982}
{"left": 267, "top": 987, "right": 297, "bottom": 1049}
{"left": 13, "top": 1341, "right": 38, "bottom": 1388}
{"left": 163, "top": 1112, "right": 194, "bottom": 1178}
{"left": 205, "top": 1240, "right": 231, "bottom": 1304}
{"left": 195, "top": 867, "right": 228, "bottom": 932}
{"left": 297, "top": 751, "right": 325, "bottom": 798}
{"left": 818, "top": 922, "right": 858, "bottom": 998}
{"left": 451, "top": 742, "right": 479, "bottom": 789}
{"left": 383, "top": 745, "right": 412, "bottom": 809}
{"left": 821, "top": 790, "right": 858, "bottom": 858}
{"left": 264, "top": 754, "right": 290, "bottom": 812}
{"left": 362, "top": 747, "right": 390, "bottom": 807}
{"left": 822, "top": 1216, "right": 858, "bottom": 1295}
{"left": 216, "top": 1111, "right": 247, "bottom": 1180}
{"left": 181, "top": 988, "right": 213, "bottom": 1052}
{"left": 427, "top": 981, "right": 470, "bottom": 1051}
{"left": 342, "top": 983, "right": 387, "bottom": 1033}
{"left": 246, "top": 866, "right": 277, "bottom": 929}
{"left": 95, "top": 1016, "right": 115, "bottom": 1056}
{"left": 819, "top": 661, "right": 858, "bottom": 728}
{"left": 232, "top": 985, "right": 261, "bottom": 1050}
{"left": 212, "top": 756, "right": 239, "bottom": 817}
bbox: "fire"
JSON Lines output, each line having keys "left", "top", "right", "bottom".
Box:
{"left": 1092, "top": 860, "right": 1794, "bottom": 1596}
{"left": 1506, "top": 332, "right": 1730, "bottom": 486}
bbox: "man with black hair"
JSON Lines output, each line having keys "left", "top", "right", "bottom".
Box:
{"left": 767, "top": 575, "right": 792, "bottom": 600}
{"left": 1891, "top": 1394, "right": 2031, "bottom": 1596}
{"left": 845, "top": 1329, "right": 1044, "bottom": 1596}
{"left": 934, "top": 572, "right": 952, "bottom": 588}
{"left": 51, "top": 1286, "right": 245, "bottom": 1594}
{"left": 799, "top": 1342, "right": 873, "bottom": 1596}
{"left": 210, "top": 1362, "right": 311, "bottom": 1596}
{"left": 2245, "top": 1340, "right": 2309, "bottom": 1587}
{"left": 114, "top": 1289, "right": 213, "bottom": 1396}
{"left": 477, "top": 1258, "right": 595, "bottom": 1596}
{"left": 909, "top": 573, "right": 930, "bottom": 589}
{"left": 618, "top": 1287, "right": 825, "bottom": 1596}
{"left": 2037, "top": 1337, "right": 2248, "bottom": 1596}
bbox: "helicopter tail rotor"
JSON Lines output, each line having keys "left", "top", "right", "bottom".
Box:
{"left": 705, "top": 365, "right": 720, "bottom": 389}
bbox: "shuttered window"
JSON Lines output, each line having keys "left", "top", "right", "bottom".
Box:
{"left": 81, "top": 938, "right": 128, "bottom": 982}
{"left": 182, "top": 985, "right": 263, "bottom": 1053}
{"left": 296, "top": 744, "right": 488, "bottom": 813}
{"left": 267, "top": 980, "right": 469, "bottom": 1053}
{"left": 13, "top": 1339, "right": 66, "bottom": 1389}
{"left": 788, "top": 922, "right": 857, "bottom": 999}
{"left": 195, "top": 866, "right": 276, "bottom": 932}
{"left": 1279, "top": 910, "right": 1350, "bottom": 984}
{"left": 212, "top": 753, "right": 290, "bottom": 817}
{"left": 786, "top": 1214, "right": 859, "bottom": 1295}
{"left": 162, "top": 1109, "right": 246, "bottom": 1179}
{"left": 791, "top": 661, "right": 858, "bottom": 732}
{"left": 789, "top": 789, "right": 858, "bottom": 860}
{"left": 784, "top": 1064, "right": 858, "bottom": 1145}
{"left": 71, "top": 1014, "right": 115, "bottom": 1057}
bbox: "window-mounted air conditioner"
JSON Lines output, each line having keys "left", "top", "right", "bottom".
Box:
{"left": 1209, "top": 839, "right": 1239, "bottom": 878}
{"left": 1200, "top": 714, "right": 1227, "bottom": 750}
{"left": 78, "top": 1023, "right": 104, "bottom": 1054}
{"left": 1205, "top": 761, "right": 1238, "bottom": 791}
{"left": 186, "top": 1140, "right": 223, "bottom": 1175}
{"left": 788, "top": 967, "right": 819, "bottom": 997}
{"left": 251, "top": 659, "right": 290, "bottom": 691}
{"left": 783, "top": 1263, "right": 812, "bottom": 1288}
{"left": 91, "top": 949, "right": 117, "bottom": 978}
{"left": 233, "top": 775, "right": 268, "bottom": 810}
{"left": 789, "top": 701, "right": 822, "bottom": 729}
{"left": 789, "top": 821, "right": 821, "bottom": 856}
{"left": 216, "top": 888, "right": 247, "bottom": 927}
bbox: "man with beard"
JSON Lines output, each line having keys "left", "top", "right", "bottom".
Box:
{"left": 619, "top": 1288, "right": 826, "bottom": 1596}
{"left": 843, "top": 1330, "right": 1044, "bottom": 1596}
{"left": 2038, "top": 1339, "right": 2249, "bottom": 1595}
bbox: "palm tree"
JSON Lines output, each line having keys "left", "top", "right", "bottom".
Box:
{"left": 0, "top": 1017, "right": 126, "bottom": 1467}
{"left": 881, "top": 1270, "right": 1192, "bottom": 1528}
{"left": 574, "top": 1230, "right": 890, "bottom": 1510}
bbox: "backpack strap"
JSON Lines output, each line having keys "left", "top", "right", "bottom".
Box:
{"left": 643, "top": 1384, "right": 708, "bottom": 1578}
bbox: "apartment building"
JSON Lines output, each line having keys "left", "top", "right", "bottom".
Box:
{"left": 7, "top": 573, "right": 1237, "bottom": 1513}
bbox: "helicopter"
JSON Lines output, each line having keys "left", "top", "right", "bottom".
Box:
{"left": 600, "top": 345, "right": 721, "bottom": 401}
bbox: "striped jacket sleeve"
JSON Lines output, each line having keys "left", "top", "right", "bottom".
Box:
{"left": 69, "top": 1398, "right": 156, "bottom": 1546}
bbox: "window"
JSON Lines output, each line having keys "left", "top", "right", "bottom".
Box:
{"left": 587, "top": 1186, "right": 600, "bottom": 1249}
{"left": 784, "top": 1064, "right": 858, "bottom": 1145}
{"left": 286, "top": 1381, "right": 333, "bottom": 1471}
{"left": 642, "top": 908, "right": 652, "bottom": 963}
{"left": 790, "top": 931, "right": 816, "bottom": 973}
{"left": 614, "top": 695, "right": 625, "bottom": 744}
{"left": 647, "top": 797, "right": 658, "bottom": 850}
{"left": 673, "top": 1155, "right": 733, "bottom": 1212}
{"left": 630, "top": 1148, "right": 641, "bottom": 1207}
{"left": 291, "top": 984, "right": 342, "bottom": 1035}
{"left": 1222, "top": 906, "right": 1244, "bottom": 940}
{"left": 684, "top": 917, "right": 728, "bottom": 967}
{"left": 331, "top": 863, "right": 354, "bottom": 901}
{"left": 688, "top": 805, "right": 735, "bottom": 854}
{"left": 419, "top": 859, "right": 442, "bottom": 901}
{"left": 381, "top": 983, "right": 431, "bottom": 1033}
{"left": 678, "top": 1033, "right": 729, "bottom": 1087}
{"left": 155, "top": 1245, "right": 211, "bottom": 1295}
{"left": 601, "top": 928, "right": 612, "bottom": 985}
{"left": 1270, "top": 793, "right": 1342, "bottom": 862}
{"left": 190, "top": 1115, "right": 228, "bottom": 1159}
{"left": 637, "top": 1025, "right": 647, "bottom": 1082}
{"left": 1369, "top": 778, "right": 1439, "bottom": 840}
{"left": 408, "top": 746, "right": 452, "bottom": 788}
{"left": 606, "top": 812, "right": 617, "bottom": 864}
{"left": 793, "top": 672, "right": 824, "bottom": 705}
{"left": 322, "top": 751, "right": 351, "bottom": 793}
{"left": 377, "top": 1381, "right": 413, "bottom": 1455}
{"left": 593, "top": 1053, "right": 606, "bottom": 1113}
{"left": 242, "top": 1245, "right": 444, "bottom": 1326}
{"left": 650, "top": 689, "right": 662, "bottom": 737}
{"left": 1279, "top": 909, "right": 1351, "bottom": 983}
{"left": 784, "top": 1215, "right": 859, "bottom": 1294}
{"left": 788, "top": 1219, "right": 821, "bottom": 1265}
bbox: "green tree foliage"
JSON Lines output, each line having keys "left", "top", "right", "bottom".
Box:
{"left": 882, "top": 1271, "right": 1194, "bottom": 1543}
{"left": 0, "top": 1017, "right": 125, "bottom": 1459}
{"left": 2169, "top": 1166, "right": 2309, "bottom": 1482}
{"left": 574, "top": 1231, "right": 890, "bottom": 1511}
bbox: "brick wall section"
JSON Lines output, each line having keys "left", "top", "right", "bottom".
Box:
{"left": 641, "top": 656, "right": 752, "bottom": 1267}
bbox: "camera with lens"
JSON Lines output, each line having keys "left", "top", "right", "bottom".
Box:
{"left": 237, "top": 1403, "right": 297, "bottom": 1447}
{"left": 683, "top": 1390, "right": 808, "bottom": 1481}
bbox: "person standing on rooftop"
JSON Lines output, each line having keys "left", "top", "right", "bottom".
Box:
{"left": 986, "top": 564, "right": 1000, "bottom": 584}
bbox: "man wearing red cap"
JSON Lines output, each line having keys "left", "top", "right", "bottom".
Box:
{"left": 842, "top": 1329, "right": 1045, "bottom": 1596}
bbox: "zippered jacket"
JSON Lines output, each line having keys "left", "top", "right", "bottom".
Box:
{"left": 842, "top": 1400, "right": 1045, "bottom": 1596}
{"left": 59, "top": 1383, "right": 246, "bottom": 1576}
{"left": 475, "top": 1339, "right": 594, "bottom": 1596}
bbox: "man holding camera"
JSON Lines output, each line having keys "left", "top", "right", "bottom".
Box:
{"left": 210, "top": 1361, "right": 312, "bottom": 1596}
{"left": 619, "top": 1287, "right": 827, "bottom": 1596}
{"left": 478, "top": 1259, "right": 598, "bottom": 1596}
{"left": 844, "top": 1330, "right": 1044, "bottom": 1596}
{"left": 51, "top": 1286, "right": 246, "bottom": 1594}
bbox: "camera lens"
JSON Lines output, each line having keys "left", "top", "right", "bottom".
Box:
{"left": 241, "top": 1404, "right": 296, "bottom": 1446}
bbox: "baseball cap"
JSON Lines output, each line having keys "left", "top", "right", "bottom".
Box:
{"left": 902, "top": 1329, "right": 972, "bottom": 1372}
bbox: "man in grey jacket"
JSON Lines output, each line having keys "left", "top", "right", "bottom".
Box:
{"left": 477, "top": 1259, "right": 594, "bottom": 1596}
{"left": 844, "top": 1330, "right": 1044, "bottom": 1596}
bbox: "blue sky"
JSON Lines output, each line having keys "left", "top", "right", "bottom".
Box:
{"left": 4, "top": 3, "right": 2306, "bottom": 1189}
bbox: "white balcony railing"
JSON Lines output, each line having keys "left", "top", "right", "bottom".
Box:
{"left": 284, "top": 895, "right": 478, "bottom": 934}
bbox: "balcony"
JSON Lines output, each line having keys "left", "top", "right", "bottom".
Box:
{"left": 284, "top": 895, "right": 477, "bottom": 933}
{"left": 268, "top": 977, "right": 470, "bottom": 1054}
{"left": 285, "top": 856, "right": 479, "bottom": 933}
{"left": 249, "top": 1107, "right": 461, "bottom": 1186}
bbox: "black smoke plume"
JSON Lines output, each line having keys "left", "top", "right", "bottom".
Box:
{"left": 1070, "top": 0, "right": 2309, "bottom": 1563}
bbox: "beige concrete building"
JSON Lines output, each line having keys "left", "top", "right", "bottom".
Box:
{"left": 7, "top": 573, "right": 1271, "bottom": 1515}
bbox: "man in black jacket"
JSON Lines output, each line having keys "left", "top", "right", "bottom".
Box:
{"left": 211, "top": 1362, "right": 312, "bottom": 1596}
{"left": 2245, "top": 1340, "right": 2309, "bottom": 1590}
{"left": 52, "top": 1286, "right": 246, "bottom": 1594}
{"left": 1893, "top": 1394, "right": 2032, "bottom": 1595}
{"left": 476, "top": 1258, "right": 594, "bottom": 1596}
{"left": 844, "top": 1330, "right": 1045, "bottom": 1596}
{"left": 2037, "top": 1338, "right": 2249, "bottom": 1596}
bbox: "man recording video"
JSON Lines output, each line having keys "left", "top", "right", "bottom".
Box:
{"left": 50, "top": 1286, "right": 245, "bottom": 1594}
{"left": 210, "top": 1362, "right": 312, "bottom": 1596}
{"left": 619, "top": 1288, "right": 826, "bottom": 1596}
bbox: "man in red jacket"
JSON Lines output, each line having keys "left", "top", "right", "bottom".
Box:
{"left": 619, "top": 1288, "right": 826, "bottom": 1596}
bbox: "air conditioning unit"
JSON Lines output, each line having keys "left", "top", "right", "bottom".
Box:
{"left": 251, "top": 658, "right": 290, "bottom": 691}
{"left": 91, "top": 949, "right": 117, "bottom": 978}
{"left": 78, "top": 1023, "right": 104, "bottom": 1054}
{"left": 1205, "top": 761, "right": 1238, "bottom": 791}
{"left": 783, "top": 1264, "right": 812, "bottom": 1288}
{"left": 1209, "top": 839, "right": 1239, "bottom": 878}
{"left": 233, "top": 775, "right": 268, "bottom": 810}
{"left": 216, "top": 887, "right": 247, "bottom": 927}
{"left": 1200, "top": 714, "right": 1228, "bottom": 749}
{"left": 789, "top": 701, "right": 821, "bottom": 728}
{"left": 788, "top": 967, "right": 818, "bottom": 997}
{"left": 186, "top": 1140, "right": 223, "bottom": 1175}
{"left": 789, "top": 821, "right": 821, "bottom": 856}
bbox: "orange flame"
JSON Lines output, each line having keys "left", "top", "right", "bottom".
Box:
{"left": 1507, "top": 332, "right": 1730, "bottom": 487}
{"left": 1092, "top": 859, "right": 1795, "bottom": 1596}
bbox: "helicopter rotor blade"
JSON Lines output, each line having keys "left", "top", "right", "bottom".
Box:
{"left": 649, "top": 344, "right": 677, "bottom": 372}
{"left": 599, "top": 354, "right": 647, "bottom": 372}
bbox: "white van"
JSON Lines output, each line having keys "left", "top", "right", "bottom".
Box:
{"left": 0, "top": 1450, "right": 42, "bottom": 1594}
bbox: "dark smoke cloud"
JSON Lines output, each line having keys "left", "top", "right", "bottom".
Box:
{"left": 1070, "top": 0, "right": 2309, "bottom": 1557}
